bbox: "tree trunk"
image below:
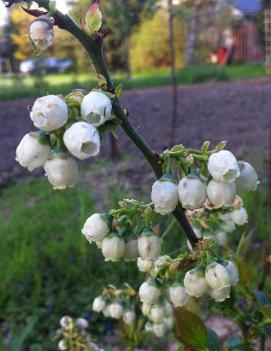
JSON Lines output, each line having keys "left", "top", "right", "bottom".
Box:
{"left": 185, "top": 13, "right": 198, "bottom": 66}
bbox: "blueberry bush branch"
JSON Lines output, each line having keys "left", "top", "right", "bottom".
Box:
{"left": 28, "top": 0, "right": 199, "bottom": 247}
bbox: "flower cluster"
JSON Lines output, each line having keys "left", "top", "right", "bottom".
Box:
{"left": 16, "top": 90, "right": 114, "bottom": 189}
{"left": 82, "top": 199, "right": 161, "bottom": 262}
{"left": 186, "top": 197, "right": 248, "bottom": 248}
{"left": 56, "top": 315, "right": 100, "bottom": 351}
{"left": 153, "top": 144, "right": 259, "bottom": 215}
{"left": 92, "top": 284, "right": 137, "bottom": 325}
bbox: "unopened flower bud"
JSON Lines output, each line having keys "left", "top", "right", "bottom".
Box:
{"left": 142, "top": 302, "right": 151, "bottom": 316}
{"left": 153, "top": 255, "right": 170, "bottom": 272}
{"left": 184, "top": 269, "right": 208, "bottom": 298}
{"left": 16, "top": 132, "right": 50, "bottom": 171}
{"left": 150, "top": 304, "right": 165, "bottom": 322}
{"left": 151, "top": 174, "right": 178, "bottom": 215}
{"left": 207, "top": 180, "right": 236, "bottom": 208}
{"left": 208, "top": 286, "right": 231, "bottom": 302}
{"left": 92, "top": 296, "right": 106, "bottom": 312}
{"left": 224, "top": 260, "right": 239, "bottom": 286}
{"left": 123, "top": 310, "right": 136, "bottom": 325}
{"left": 82, "top": 213, "right": 111, "bottom": 243}
{"left": 29, "top": 16, "right": 54, "bottom": 52}
{"left": 137, "top": 257, "right": 153, "bottom": 272}
{"left": 30, "top": 95, "right": 68, "bottom": 132}
{"left": 109, "top": 302, "right": 123, "bottom": 319}
{"left": 208, "top": 150, "right": 240, "bottom": 183}
{"left": 63, "top": 122, "right": 100, "bottom": 160}
{"left": 178, "top": 176, "right": 207, "bottom": 209}
{"left": 76, "top": 318, "right": 89, "bottom": 330}
{"left": 139, "top": 280, "right": 160, "bottom": 304}
{"left": 85, "top": 2, "right": 102, "bottom": 34}
{"left": 205, "top": 262, "right": 230, "bottom": 290}
{"left": 81, "top": 91, "right": 112, "bottom": 127}
{"left": 138, "top": 228, "right": 161, "bottom": 260}
{"left": 101, "top": 231, "right": 125, "bottom": 262}
{"left": 169, "top": 284, "right": 189, "bottom": 307}
{"left": 44, "top": 155, "right": 78, "bottom": 190}
{"left": 236, "top": 161, "right": 258, "bottom": 192}
{"left": 231, "top": 207, "right": 248, "bottom": 226}
{"left": 153, "top": 323, "right": 166, "bottom": 338}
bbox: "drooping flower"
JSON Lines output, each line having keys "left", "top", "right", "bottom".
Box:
{"left": 231, "top": 207, "right": 248, "bottom": 226}
{"left": 178, "top": 176, "right": 207, "bottom": 209}
{"left": 208, "top": 150, "right": 240, "bottom": 183}
{"left": 168, "top": 284, "right": 190, "bottom": 307}
{"left": 81, "top": 91, "right": 112, "bottom": 127}
{"left": 184, "top": 268, "right": 208, "bottom": 298}
{"left": 205, "top": 262, "right": 231, "bottom": 290}
{"left": 76, "top": 318, "right": 89, "bottom": 330}
{"left": 92, "top": 296, "right": 106, "bottom": 312}
{"left": 138, "top": 228, "right": 161, "bottom": 260}
{"left": 208, "top": 286, "right": 231, "bottom": 302}
{"left": 16, "top": 132, "right": 50, "bottom": 171}
{"left": 152, "top": 322, "right": 166, "bottom": 338}
{"left": 151, "top": 173, "right": 178, "bottom": 215}
{"left": 63, "top": 122, "right": 100, "bottom": 160}
{"left": 60, "top": 316, "right": 73, "bottom": 329}
{"left": 101, "top": 231, "right": 125, "bottom": 262}
{"left": 207, "top": 180, "right": 236, "bottom": 208}
{"left": 236, "top": 161, "right": 258, "bottom": 192}
{"left": 124, "top": 236, "right": 139, "bottom": 262}
{"left": 29, "top": 15, "right": 54, "bottom": 52}
{"left": 123, "top": 310, "right": 136, "bottom": 324}
{"left": 109, "top": 302, "right": 123, "bottom": 319}
{"left": 139, "top": 280, "right": 160, "bottom": 304}
{"left": 224, "top": 260, "right": 239, "bottom": 286}
{"left": 82, "top": 213, "right": 111, "bottom": 243}
{"left": 137, "top": 257, "right": 153, "bottom": 272}
{"left": 44, "top": 154, "right": 78, "bottom": 190}
{"left": 30, "top": 95, "right": 68, "bottom": 132}
{"left": 149, "top": 304, "right": 165, "bottom": 322}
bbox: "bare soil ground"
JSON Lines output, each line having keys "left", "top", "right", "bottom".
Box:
{"left": 0, "top": 77, "right": 270, "bottom": 186}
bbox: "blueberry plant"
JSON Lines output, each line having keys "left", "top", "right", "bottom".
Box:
{"left": 6, "top": 0, "right": 271, "bottom": 350}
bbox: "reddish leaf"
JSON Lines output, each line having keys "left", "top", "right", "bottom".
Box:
{"left": 21, "top": 6, "right": 48, "bottom": 17}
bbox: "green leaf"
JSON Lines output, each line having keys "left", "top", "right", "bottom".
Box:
{"left": 174, "top": 307, "right": 208, "bottom": 350}
{"left": 98, "top": 119, "right": 122, "bottom": 136}
{"left": 260, "top": 305, "right": 271, "bottom": 319}
{"left": 254, "top": 290, "right": 271, "bottom": 306}
{"left": 214, "top": 141, "right": 227, "bottom": 152}
{"left": 115, "top": 84, "right": 123, "bottom": 98}
{"left": 85, "top": 2, "right": 102, "bottom": 34}
{"left": 263, "top": 324, "right": 271, "bottom": 339}
{"left": 201, "top": 141, "right": 210, "bottom": 154}
{"left": 9, "top": 316, "right": 37, "bottom": 351}
{"left": 207, "top": 329, "right": 220, "bottom": 351}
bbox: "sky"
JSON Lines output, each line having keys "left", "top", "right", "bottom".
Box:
{"left": 0, "top": 0, "right": 69, "bottom": 26}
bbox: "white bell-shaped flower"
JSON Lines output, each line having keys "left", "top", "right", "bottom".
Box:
{"left": 184, "top": 268, "right": 208, "bottom": 298}
{"left": 236, "top": 161, "right": 258, "bottom": 192}
{"left": 141, "top": 302, "right": 151, "bottom": 316}
{"left": 151, "top": 174, "right": 178, "bottom": 215}
{"left": 58, "top": 340, "right": 67, "bottom": 350}
{"left": 44, "top": 154, "right": 78, "bottom": 190}
{"left": 30, "top": 95, "right": 68, "bottom": 132}
{"left": 63, "top": 122, "right": 100, "bottom": 160}
{"left": 81, "top": 91, "right": 112, "bottom": 127}
{"left": 137, "top": 257, "right": 153, "bottom": 272}
{"left": 163, "top": 301, "right": 173, "bottom": 317}
{"left": 164, "top": 317, "right": 174, "bottom": 330}
{"left": 208, "top": 286, "right": 231, "bottom": 302}
{"left": 109, "top": 302, "right": 123, "bottom": 319}
{"left": 224, "top": 260, "right": 239, "bottom": 286}
{"left": 16, "top": 132, "right": 51, "bottom": 171}
{"left": 138, "top": 228, "right": 161, "bottom": 260}
{"left": 92, "top": 296, "right": 106, "bottom": 312}
{"left": 76, "top": 318, "right": 89, "bottom": 330}
{"left": 101, "top": 231, "right": 125, "bottom": 262}
{"left": 169, "top": 284, "right": 190, "bottom": 307}
{"left": 124, "top": 237, "right": 139, "bottom": 262}
{"left": 102, "top": 305, "right": 111, "bottom": 317}
{"left": 205, "top": 262, "right": 231, "bottom": 290}
{"left": 82, "top": 213, "right": 111, "bottom": 243}
{"left": 150, "top": 304, "right": 165, "bottom": 322}
{"left": 153, "top": 323, "right": 166, "bottom": 338}
{"left": 60, "top": 316, "right": 73, "bottom": 329}
{"left": 178, "top": 176, "right": 207, "bottom": 209}
{"left": 29, "top": 16, "right": 54, "bottom": 52}
{"left": 207, "top": 180, "right": 236, "bottom": 208}
{"left": 139, "top": 280, "right": 160, "bottom": 305}
{"left": 215, "top": 232, "right": 228, "bottom": 247}
{"left": 208, "top": 150, "right": 240, "bottom": 183}
{"left": 123, "top": 310, "right": 136, "bottom": 324}
{"left": 222, "top": 220, "right": 236, "bottom": 233}
{"left": 231, "top": 207, "right": 248, "bottom": 226}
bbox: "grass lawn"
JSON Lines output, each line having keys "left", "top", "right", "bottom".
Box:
{"left": 0, "top": 63, "right": 267, "bottom": 102}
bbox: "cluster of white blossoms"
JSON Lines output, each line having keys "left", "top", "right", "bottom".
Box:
{"left": 57, "top": 315, "right": 101, "bottom": 351}
{"left": 82, "top": 211, "right": 161, "bottom": 262}
{"left": 92, "top": 285, "right": 136, "bottom": 326}
{"left": 186, "top": 201, "right": 249, "bottom": 249}
{"left": 152, "top": 150, "right": 258, "bottom": 215}
{"left": 16, "top": 90, "right": 113, "bottom": 189}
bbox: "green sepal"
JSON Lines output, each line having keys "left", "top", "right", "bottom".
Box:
{"left": 30, "top": 131, "right": 50, "bottom": 146}
{"left": 96, "top": 74, "right": 107, "bottom": 91}
{"left": 159, "top": 173, "right": 176, "bottom": 184}
{"left": 139, "top": 227, "right": 155, "bottom": 237}
{"left": 101, "top": 213, "right": 113, "bottom": 228}
{"left": 148, "top": 278, "right": 161, "bottom": 288}
{"left": 122, "top": 231, "right": 137, "bottom": 242}
{"left": 49, "top": 148, "right": 68, "bottom": 160}
{"left": 98, "top": 119, "right": 122, "bottom": 136}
